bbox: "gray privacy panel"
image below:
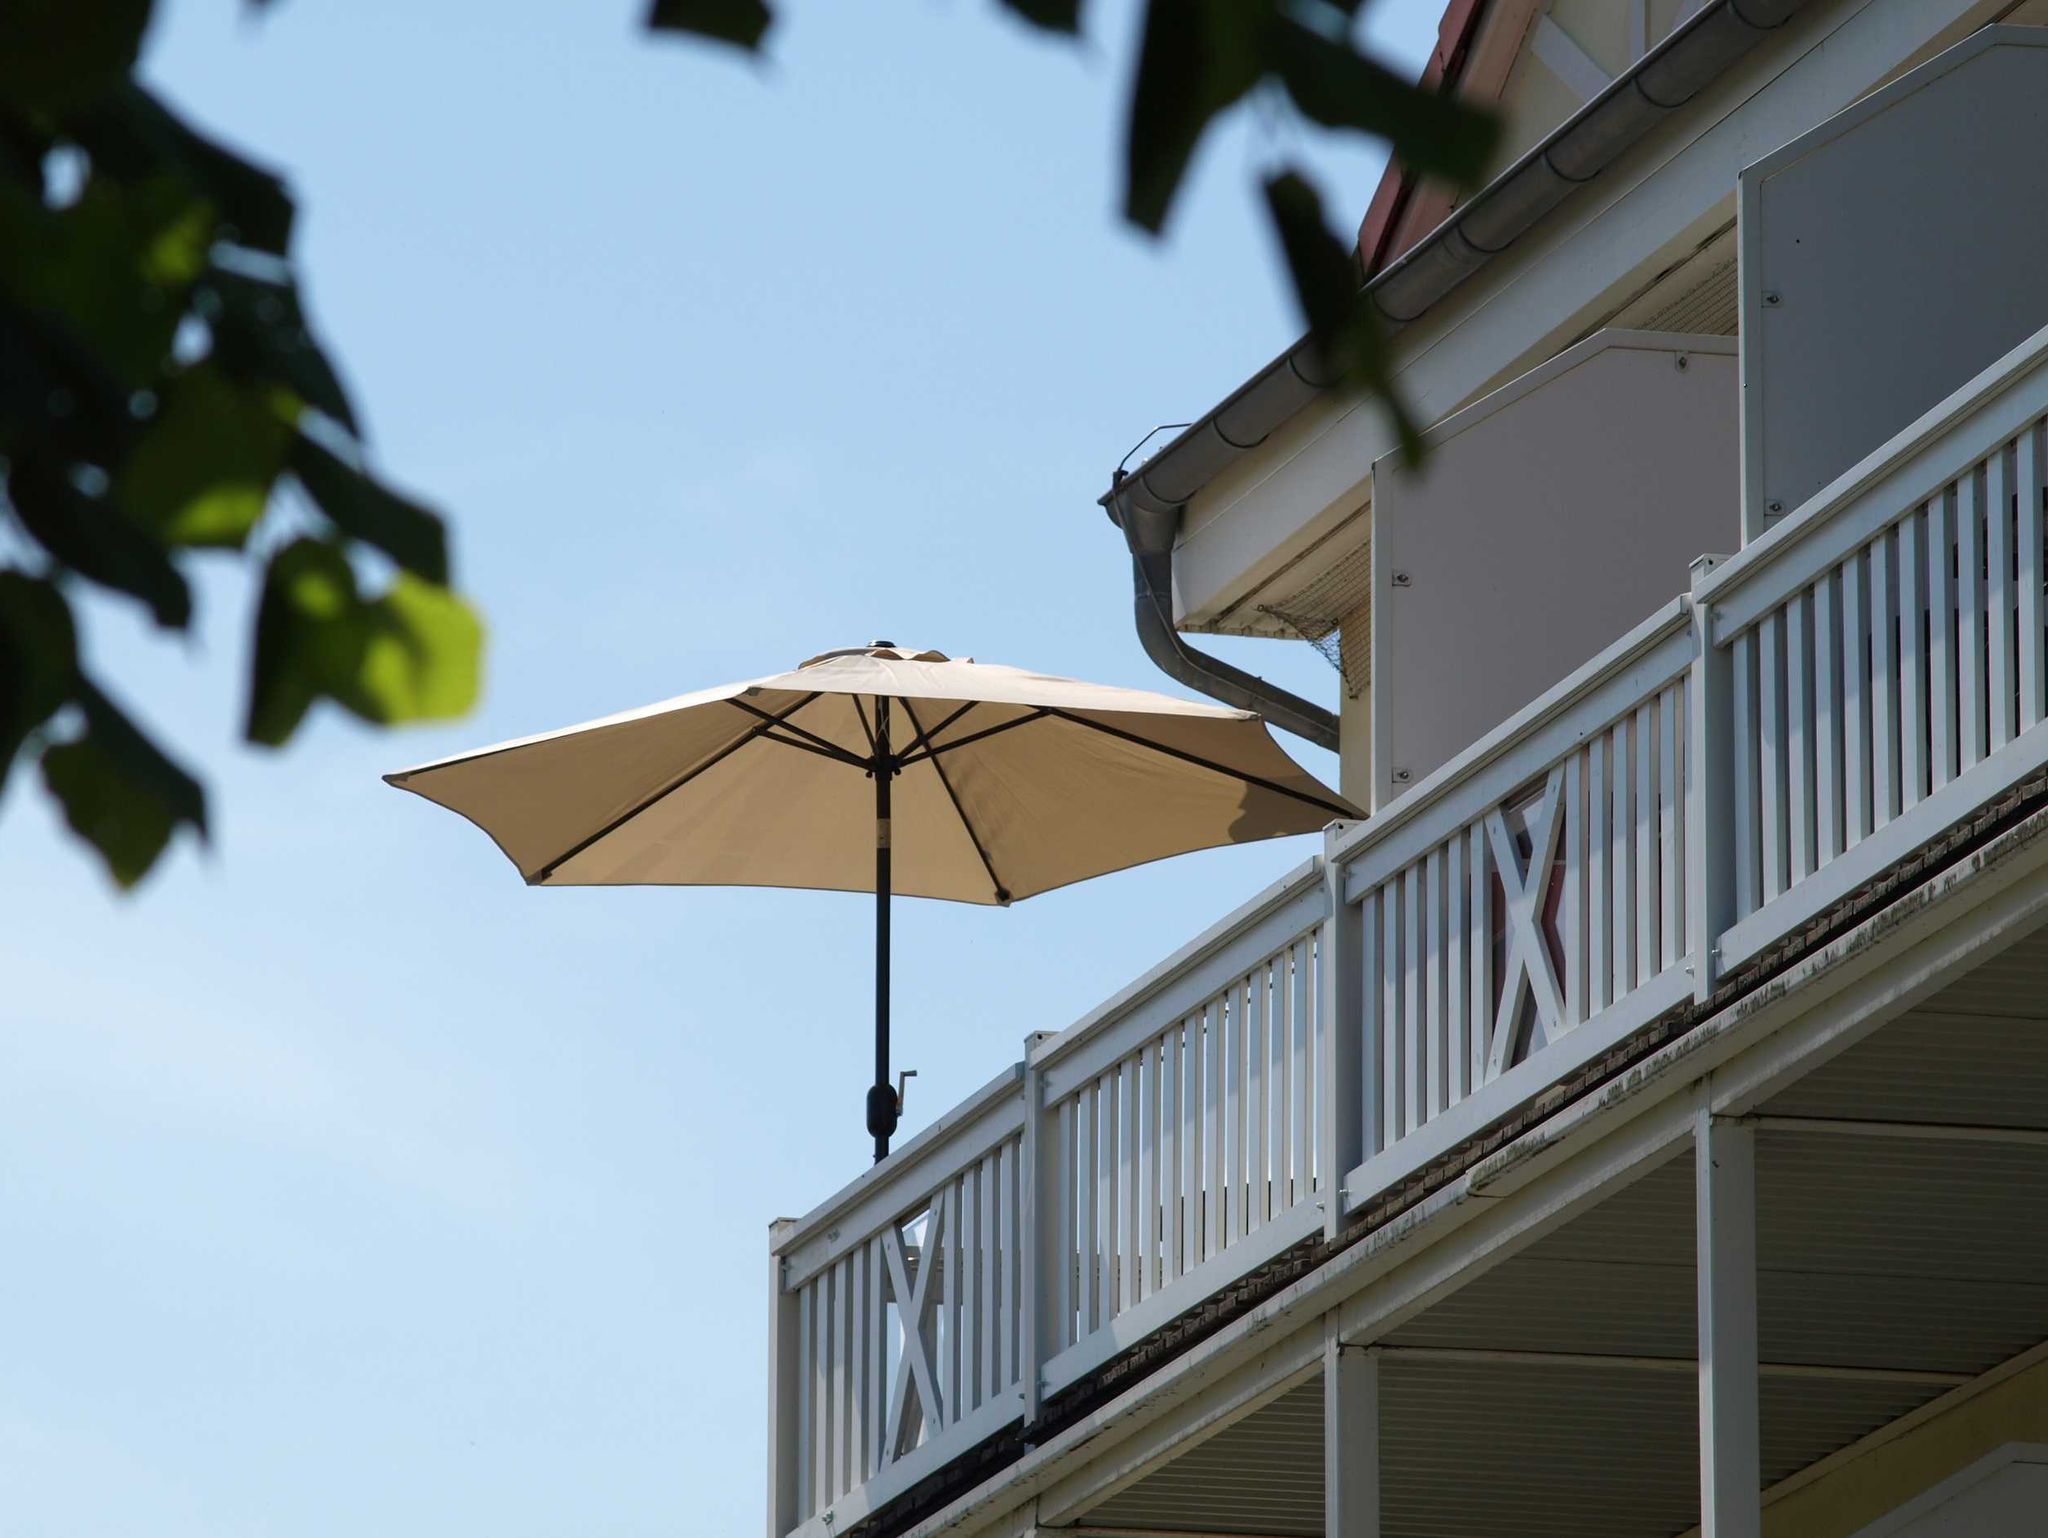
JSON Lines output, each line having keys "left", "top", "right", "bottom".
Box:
{"left": 1743, "top": 27, "right": 2048, "bottom": 535}
{"left": 1371, "top": 330, "right": 1736, "bottom": 805}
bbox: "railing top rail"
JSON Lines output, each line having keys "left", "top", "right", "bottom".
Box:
{"left": 771, "top": 1061, "right": 1024, "bottom": 1268}
{"left": 1699, "top": 319, "right": 2048, "bottom": 634}
{"left": 1027, "top": 855, "right": 1326, "bottom": 1078}
{"left": 1329, "top": 596, "right": 1694, "bottom": 883}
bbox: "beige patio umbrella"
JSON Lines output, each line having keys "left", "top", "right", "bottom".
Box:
{"left": 386, "top": 643, "right": 1355, "bottom": 1159}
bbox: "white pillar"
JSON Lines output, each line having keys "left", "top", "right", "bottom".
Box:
{"left": 1325, "top": 1325, "right": 1381, "bottom": 1538}
{"left": 1696, "top": 1109, "right": 1761, "bottom": 1538}
{"left": 766, "top": 1218, "right": 802, "bottom": 1537}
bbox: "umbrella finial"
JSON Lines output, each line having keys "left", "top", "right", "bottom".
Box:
{"left": 868, "top": 638, "right": 895, "bottom": 648}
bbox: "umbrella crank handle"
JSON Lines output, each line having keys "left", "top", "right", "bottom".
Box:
{"left": 896, "top": 1069, "right": 916, "bottom": 1115}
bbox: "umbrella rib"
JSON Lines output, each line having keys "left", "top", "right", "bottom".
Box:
{"left": 896, "top": 709, "right": 1051, "bottom": 767}
{"left": 529, "top": 691, "right": 826, "bottom": 883}
{"left": 1041, "top": 708, "right": 1355, "bottom": 819}
{"left": 729, "top": 698, "right": 872, "bottom": 769}
{"left": 896, "top": 699, "right": 978, "bottom": 762}
{"left": 897, "top": 698, "right": 1011, "bottom": 905}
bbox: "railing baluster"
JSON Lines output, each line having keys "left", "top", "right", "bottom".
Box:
{"left": 1786, "top": 592, "right": 1813, "bottom": 885}
{"left": 2019, "top": 422, "right": 2045, "bottom": 730}
{"left": 1590, "top": 729, "right": 1612, "bottom": 1004}
{"left": 1122, "top": 1053, "right": 1141, "bottom": 1312}
{"left": 1563, "top": 747, "right": 1585, "bottom": 1024}
{"left": 1248, "top": 964, "right": 1268, "bottom": 1233}
{"left": 1636, "top": 700, "right": 1658, "bottom": 983}
{"left": 1813, "top": 573, "right": 1843, "bottom": 858}
{"left": 1611, "top": 717, "right": 1633, "bottom": 998}
{"left": 1759, "top": 609, "right": 1787, "bottom": 901}
{"left": 1872, "top": 527, "right": 1900, "bottom": 827}
{"left": 1929, "top": 489, "right": 1957, "bottom": 789}
{"left": 1659, "top": 684, "right": 1682, "bottom": 972}
{"left": 1840, "top": 560, "right": 1870, "bottom": 845}
{"left": 1402, "top": 863, "right": 1424, "bottom": 1135}
{"left": 1142, "top": 1038, "right": 1161, "bottom": 1302}
{"left": 1446, "top": 834, "right": 1469, "bottom": 1103}
{"left": 1989, "top": 441, "right": 2016, "bottom": 752}
{"left": 1093, "top": 1071, "right": 1115, "bottom": 1328}
{"left": 1467, "top": 824, "right": 1489, "bottom": 1090}
{"left": 1381, "top": 880, "right": 1401, "bottom": 1143}
{"left": 1424, "top": 845, "right": 1446, "bottom": 1116}
{"left": 1959, "top": 464, "right": 1987, "bottom": 770}
{"left": 1897, "top": 515, "right": 1926, "bottom": 811}
{"left": 1203, "top": 999, "right": 1224, "bottom": 1263}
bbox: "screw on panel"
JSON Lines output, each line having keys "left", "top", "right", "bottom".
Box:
{"left": 1768, "top": 499, "right": 1784, "bottom": 514}
{"left": 1763, "top": 291, "right": 1783, "bottom": 306}
{"left": 1391, "top": 571, "right": 1413, "bottom": 587}
{"left": 1393, "top": 768, "right": 1412, "bottom": 783}
{"left": 1675, "top": 354, "right": 1690, "bottom": 372}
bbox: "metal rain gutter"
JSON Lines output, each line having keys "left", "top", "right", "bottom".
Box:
{"left": 1100, "top": 0, "right": 1817, "bottom": 743}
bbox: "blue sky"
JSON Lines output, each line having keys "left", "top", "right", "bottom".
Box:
{"left": 0, "top": 3, "right": 1437, "bottom": 1533}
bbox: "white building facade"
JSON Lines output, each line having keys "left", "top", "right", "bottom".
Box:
{"left": 767, "top": 6, "right": 2048, "bottom": 1537}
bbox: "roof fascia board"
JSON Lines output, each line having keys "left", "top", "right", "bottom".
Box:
{"left": 1171, "top": 0, "right": 1991, "bottom": 629}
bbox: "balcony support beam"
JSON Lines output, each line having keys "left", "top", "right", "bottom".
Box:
{"left": 1324, "top": 1326, "right": 1381, "bottom": 1538}
{"left": 1696, "top": 1106, "right": 1761, "bottom": 1538}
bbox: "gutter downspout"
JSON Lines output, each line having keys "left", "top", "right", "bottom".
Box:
{"left": 1102, "top": 0, "right": 1815, "bottom": 746}
{"left": 1113, "top": 481, "right": 1343, "bottom": 752}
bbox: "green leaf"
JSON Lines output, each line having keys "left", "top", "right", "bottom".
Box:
{"left": 288, "top": 432, "right": 447, "bottom": 582}
{"left": 1268, "top": 19, "right": 1499, "bottom": 189}
{"left": 996, "top": 0, "right": 1082, "bottom": 33}
{"left": 646, "top": 0, "right": 772, "bottom": 51}
{"left": 350, "top": 573, "right": 483, "bottom": 726}
{"left": 0, "top": 569, "right": 78, "bottom": 780}
{"left": 1262, "top": 168, "right": 1422, "bottom": 462}
{"left": 246, "top": 537, "right": 482, "bottom": 747}
{"left": 1123, "top": 0, "right": 1261, "bottom": 233}
{"left": 0, "top": 0, "right": 153, "bottom": 119}
{"left": 207, "top": 266, "right": 358, "bottom": 435}
{"left": 40, "top": 676, "right": 207, "bottom": 889}
{"left": 114, "top": 365, "right": 291, "bottom": 547}
{"left": 7, "top": 458, "right": 192, "bottom": 627}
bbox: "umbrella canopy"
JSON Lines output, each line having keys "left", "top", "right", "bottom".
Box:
{"left": 386, "top": 644, "right": 1356, "bottom": 1155}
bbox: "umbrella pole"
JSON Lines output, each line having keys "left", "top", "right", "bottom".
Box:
{"left": 868, "top": 697, "right": 897, "bottom": 1163}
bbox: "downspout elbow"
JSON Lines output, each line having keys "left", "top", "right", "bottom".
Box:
{"left": 1113, "top": 488, "right": 1342, "bottom": 754}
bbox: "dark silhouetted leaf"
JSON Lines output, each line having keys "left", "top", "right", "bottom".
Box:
{"left": 0, "top": 570, "right": 77, "bottom": 778}
{"left": 1124, "top": 0, "right": 1261, "bottom": 233}
{"left": 247, "top": 537, "right": 481, "bottom": 747}
{"left": 1269, "top": 19, "right": 1499, "bottom": 189}
{"left": 206, "top": 266, "right": 357, "bottom": 434}
{"left": 40, "top": 676, "right": 207, "bottom": 889}
{"left": 115, "top": 364, "right": 290, "bottom": 546}
{"left": 289, "top": 433, "right": 447, "bottom": 582}
{"left": 997, "top": 0, "right": 1082, "bottom": 33}
{"left": 7, "top": 459, "right": 191, "bottom": 626}
{"left": 1263, "top": 168, "right": 1422, "bottom": 462}
{"left": 0, "top": 0, "right": 152, "bottom": 119}
{"left": 647, "top": 0, "right": 772, "bottom": 51}
{"left": 0, "top": 171, "right": 212, "bottom": 385}
{"left": 74, "top": 85, "right": 296, "bottom": 255}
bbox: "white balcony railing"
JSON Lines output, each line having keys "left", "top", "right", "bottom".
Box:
{"left": 766, "top": 320, "right": 2048, "bottom": 1538}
